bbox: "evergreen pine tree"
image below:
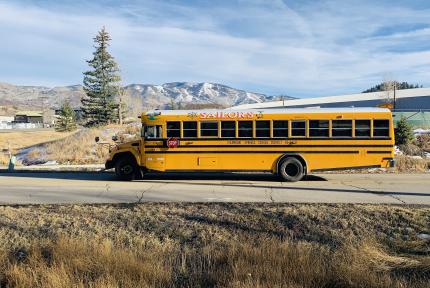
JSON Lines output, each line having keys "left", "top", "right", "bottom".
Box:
{"left": 55, "top": 101, "right": 77, "bottom": 132}
{"left": 362, "top": 81, "right": 422, "bottom": 93}
{"left": 395, "top": 116, "right": 414, "bottom": 145}
{"left": 81, "top": 27, "right": 121, "bottom": 127}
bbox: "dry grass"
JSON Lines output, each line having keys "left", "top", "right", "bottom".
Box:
{"left": 0, "top": 130, "right": 73, "bottom": 165}
{"left": 0, "top": 152, "right": 9, "bottom": 165}
{"left": 0, "top": 203, "right": 428, "bottom": 287}
{"left": 395, "top": 155, "right": 429, "bottom": 172}
{"left": 0, "top": 130, "right": 73, "bottom": 152}
{"left": 17, "top": 124, "right": 140, "bottom": 165}
{"left": 415, "top": 134, "right": 430, "bottom": 151}
{"left": 43, "top": 128, "right": 112, "bottom": 164}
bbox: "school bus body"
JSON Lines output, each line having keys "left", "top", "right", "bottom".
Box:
{"left": 106, "top": 108, "right": 394, "bottom": 180}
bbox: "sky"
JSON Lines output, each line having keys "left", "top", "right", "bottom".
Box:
{"left": 1, "top": 0, "right": 430, "bottom": 97}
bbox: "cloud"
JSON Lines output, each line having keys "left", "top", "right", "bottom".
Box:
{"left": 0, "top": 0, "right": 430, "bottom": 97}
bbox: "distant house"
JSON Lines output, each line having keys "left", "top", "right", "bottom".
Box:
{"left": 14, "top": 111, "right": 44, "bottom": 124}
{"left": 0, "top": 116, "right": 14, "bottom": 130}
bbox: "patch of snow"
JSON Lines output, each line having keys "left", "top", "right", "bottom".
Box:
{"left": 42, "top": 160, "right": 58, "bottom": 165}
{"left": 417, "top": 233, "right": 430, "bottom": 240}
{"left": 394, "top": 146, "right": 403, "bottom": 155}
{"left": 414, "top": 129, "right": 430, "bottom": 135}
{"left": 246, "top": 92, "right": 262, "bottom": 103}
{"left": 410, "top": 155, "right": 423, "bottom": 160}
{"left": 154, "top": 85, "right": 164, "bottom": 92}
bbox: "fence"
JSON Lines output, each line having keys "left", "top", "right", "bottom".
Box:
{"left": 0, "top": 122, "right": 43, "bottom": 130}
{"left": 392, "top": 111, "right": 430, "bottom": 128}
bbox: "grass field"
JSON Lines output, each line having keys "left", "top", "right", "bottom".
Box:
{"left": 0, "top": 125, "right": 140, "bottom": 166}
{"left": 0, "top": 203, "right": 428, "bottom": 287}
{"left": 0, "top": 129, "right": 74, "bottom": 165}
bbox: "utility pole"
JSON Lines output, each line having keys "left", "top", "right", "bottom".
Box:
{"left": 118, "top": 88, "right": 124, "bottom": 126}
{"left": 393, "top": 83, "right": 396, "bottom": 111}
{"left": 40, "top": 94, "right": 48, "bottom": 127}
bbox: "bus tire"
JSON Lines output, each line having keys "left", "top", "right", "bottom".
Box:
{"left": 115, "top": 156, "right": 140, "bottom": 181}
{"left": 278, "top": 157, "right": 304, "bottom": 182}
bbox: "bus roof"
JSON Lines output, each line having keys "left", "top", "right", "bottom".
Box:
{"left": 143, "top": 107, "right": 391, "bottom": 116}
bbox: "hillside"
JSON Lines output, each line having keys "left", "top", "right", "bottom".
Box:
{"left": 0, "top": 82, "right": 294, "bottom": 114}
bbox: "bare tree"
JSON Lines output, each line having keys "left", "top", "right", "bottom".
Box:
{"left": 381, "top": 77, "right": 397, "bottom": 107}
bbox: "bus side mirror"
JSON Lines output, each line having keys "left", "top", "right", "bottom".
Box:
{"left": 112, "top": 135, "right": 118, "bottom": 142}
{"left": 95, "top": 136, "right": 100, "bottom": 143}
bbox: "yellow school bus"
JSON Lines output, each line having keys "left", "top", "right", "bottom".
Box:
{"left": 105, "top": 108, "right": 395, "bottom": 181}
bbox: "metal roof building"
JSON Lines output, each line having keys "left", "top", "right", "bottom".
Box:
{"left": 232, "top": 88, "right": 430, "bottom": 111}
{"left": 231, "top": 88, "right": 430, "bottom": 128}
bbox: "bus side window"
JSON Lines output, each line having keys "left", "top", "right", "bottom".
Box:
{"left": 167, "top": 121, "right": 180, "bottom": 138}
{"left": 273, "top": 120, "right": 288, "bottom": 138}
{"left": 238, "top": 121, "right": 253, "bottom": 138}
{"left": 332, "top": 120, "right": 352, "bottom": 137}
{"left": 183, "top": 121, "right": 197, "bottom": 138}
{"left": 200, "top": 121, "right": 218, "bottom": 137}
{"left": 221, "top": 121, "right": 235, "bottom": 138}
{"left": 291, "top": 120, "right": 306, "bottom": 137}
{"left": 373, "top": 120, "right": 390, "bottom": 137}
{"left": 309, "top": 120, "right": 329, "bottom": 137}
{"left": 355, "top": 120, "right": 371, "bottom": 137}
{"left": 256, "top": 121, "right": 270, "bottom": 137}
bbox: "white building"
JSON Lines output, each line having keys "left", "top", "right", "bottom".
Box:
{"left": 232, "top": 88, "right": 430, "bottom": 111}
{"left": 0, "top": 116, "right": 14, "bottom": 130}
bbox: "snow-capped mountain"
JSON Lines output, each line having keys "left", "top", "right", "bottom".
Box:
{"left": 0, "top": 81, "right": 294, "bottom": 112}
{"left": 124, "top": 82, "right": 291, "bottom": 109}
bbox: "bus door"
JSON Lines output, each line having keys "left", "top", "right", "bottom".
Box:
{"left": 142, "top": 124, "right": 165, "bottom": 170}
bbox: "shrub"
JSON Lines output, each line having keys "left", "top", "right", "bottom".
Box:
{"left": 395, "top": 116, "right": 414, "bottom": 146}
{"left": 398, "top": 143, "right": 424, "bottom": 156}
{"left": 415, "top": 134, "right": 430, "bottom": 151}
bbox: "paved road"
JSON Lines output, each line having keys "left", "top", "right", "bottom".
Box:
{"left": 0, "top": 171, "right": 429, "bottom": 204}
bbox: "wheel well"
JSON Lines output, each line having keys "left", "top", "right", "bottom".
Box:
{"left": 112, "top": 152, "right": 138, "bottom": 166}
{"left": 276, "top": 154, "right": 307, "bottom": 174}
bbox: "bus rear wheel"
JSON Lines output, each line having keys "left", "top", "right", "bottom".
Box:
{"left": 115, "top": 157, "right": 140, "bottom": 181}
{"left": 278, "top": 157, "right": 304, "bottom": 182}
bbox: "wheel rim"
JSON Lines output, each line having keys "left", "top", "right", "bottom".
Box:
{"left": 121, "top": 164, "right": 133, "bottom": 175}
{"left": 284, "top": 163, "right": 300, "bottom": 177}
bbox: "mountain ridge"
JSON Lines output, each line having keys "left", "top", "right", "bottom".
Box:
{"left": 0, "top": 81, "right": 295, "bottom": 114}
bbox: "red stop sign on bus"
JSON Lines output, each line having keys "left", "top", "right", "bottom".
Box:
{"left": 167, "top": 137, "right": 179, "bottom": 148}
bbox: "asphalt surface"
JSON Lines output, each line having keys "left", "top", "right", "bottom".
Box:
{"left": 0, "top": 171, "right": 429, "bottom": 204}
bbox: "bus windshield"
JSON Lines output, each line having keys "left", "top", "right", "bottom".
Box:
{"left": 143, "top": 125, "right": 163, "bottom": 139}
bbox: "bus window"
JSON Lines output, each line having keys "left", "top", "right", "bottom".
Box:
{"left": 291, "top": 120, "right": 306, "bottom": 137}
{"left": 221, "top": 121, "right": 235, "bottom": 138}
{"left": 373, "top": 120, "right": 390, "bottom": 137}
{"left": 273, "top": 120, "right": 288, "bottom": 138}
{"left": 167, "top": 121, "right": 180, "bottom": 138}
{"left": 355, "top": 120, "right": 371, "bottom": 137}
{"left": 238, "top": 121, "right": 253, "bottom": 137}
{"left": 183, "top": 121, "right": 197, "bottom": 138}
{"left": 309, "top": 120, "right": 329, "bottom": 137}
{"left": 256, "top": 121, "right": 270, "bottom": 137}
{"left": 332, "top": 120, "right": 352, "bottom": 137}
{"left": 200, "top": 121, "right": 218, "bottom": 137}
{"left": 144, "top": 125, "right": 162, "bottom": 139}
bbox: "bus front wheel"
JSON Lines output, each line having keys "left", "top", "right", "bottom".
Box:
{"left": 115, "top": 157, "right": 140, "bottom": 181}
{"left": 278, "top": 157, "right": 304, "bottom": 182}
